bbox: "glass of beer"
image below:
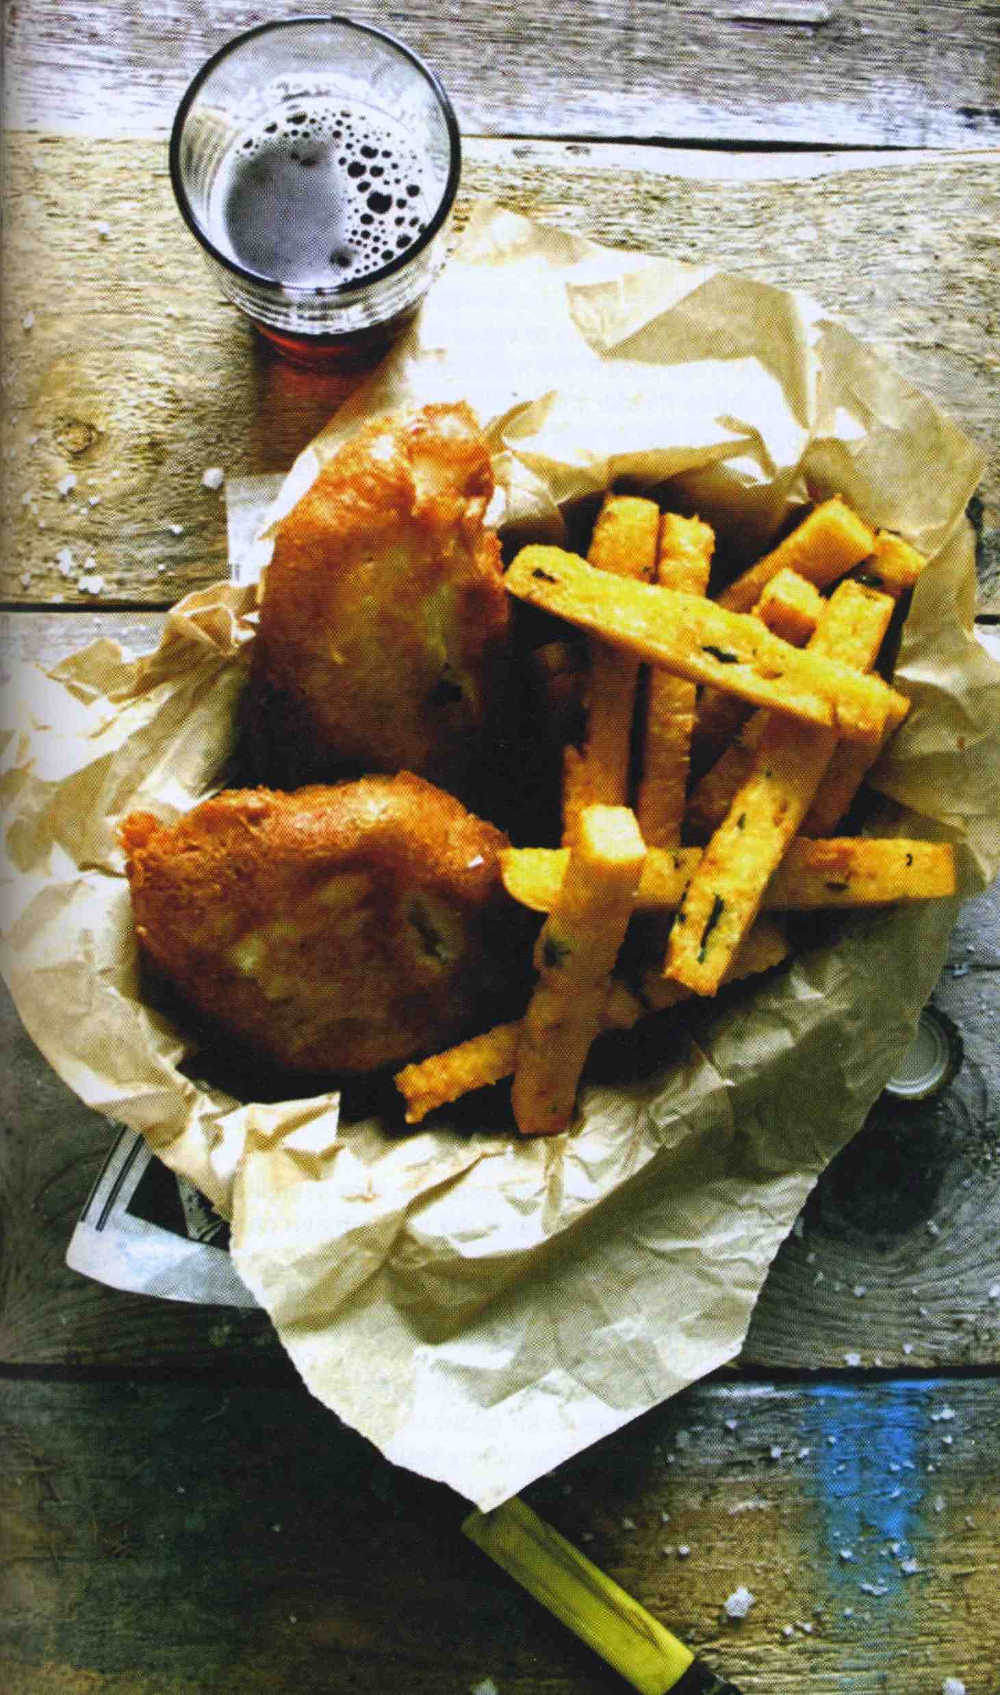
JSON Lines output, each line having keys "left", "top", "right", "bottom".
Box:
{"left": 169, "top": 16, "right": 461, "bottom": 368}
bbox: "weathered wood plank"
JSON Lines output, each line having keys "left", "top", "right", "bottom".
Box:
{"left": 746, "top": 874, "right": 1000, "bottom": 1369}
{"left": 2, "top": 1375, "right": 997, "bottom": 1693}
{"left": 3, "top": 137, "right": 998, "bottom": 608}
{"left": 4, "top": 0, "right": 1000, "bottom": 148}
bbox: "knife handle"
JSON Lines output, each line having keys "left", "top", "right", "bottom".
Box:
{"left": 463, "top": 1498, "right": 742, "bottom": 1695}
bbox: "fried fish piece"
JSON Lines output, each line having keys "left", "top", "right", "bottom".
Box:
{"left": 120, "top": 774, "right": 523, "bottom": 1076}
{"left": 247, "top": 402, "right": 509, "bottom": 794}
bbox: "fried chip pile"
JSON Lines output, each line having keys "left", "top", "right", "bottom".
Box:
{"left": 396, "top": 493, "right": 956, "bottom": 1136}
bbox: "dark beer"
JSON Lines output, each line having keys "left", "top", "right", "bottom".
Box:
{"left": 209, "top": 101, "right": 433, "bottom": 290}
{"left": 170, "top": 18, "right": 460, "bottom": 368}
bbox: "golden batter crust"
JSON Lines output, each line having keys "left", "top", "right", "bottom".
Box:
{"left": 247, "top": 402, "right": 509, "bottom": 793}
{"left": 121, "top": 774, "right": 522, "bottom": 1076}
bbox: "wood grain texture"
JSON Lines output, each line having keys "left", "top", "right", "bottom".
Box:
{"left": 1, "top": 614, "right": 997, "bottom": 1373}
{"left": 4, "top": 0, "right": 1000, "bottom": 148}
{"left": 3, "top": 136, "right": 998, "bottom": 607}
{"left": 2, "top": 1374, "right": 998, "bottom": 1694}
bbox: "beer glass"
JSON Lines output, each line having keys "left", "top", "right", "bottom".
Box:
{"left": 169, "top": 16, "right": 461, "bottom": 367}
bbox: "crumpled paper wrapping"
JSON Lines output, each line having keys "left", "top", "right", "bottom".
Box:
{"left": 3, "top": 202, "right": 999, "bottom": 1509}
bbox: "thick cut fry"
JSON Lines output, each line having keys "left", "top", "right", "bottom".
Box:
{"left": 800, "top": 742, "right": 877, "bottom": 836}
{"left": 765, "top": 836, "right": 956, "bottom": 905}
{"left": 693, "top": 567, "right": 824, "bottom": 761}
{"left": 395, "top": 1021, "right": 521, "bottom": 1123}
{"left": 562, "top": 496, "right": 660, "bottom": 842}
{"left": 512, "top": 805, "right": 646, "bottom": 1135}
{"left": 501, "top": 837, "right": 954, "bottom": 914}
{"left": 666, "top": 581, "right": 898, "bottom": 994}
{"left": 716, "top": 497, "right": 876, "bottom": 614}
{"left": 636, "top": 513, "right": 714, "bottom": 847}
{"left": 394, "top": 920, "right": 789, "bottom": 1122}
{"left": 694, "top": 570, "right": 823, "bottom": 755}
{"left": 505, "top": 545, "right": 908, "bottom": 746}
{"left": 502, "top": 844, "right": 698, "bottom": 914}
{"left": 755, "top": 568, "right": 827, "bottom": 645}
{"left": 685, "top": 712, "right": 768, "bottom": 840}
{"left": 640, "top": 916, "right": 789, "bottom": 1010}
{"left": 852, "top": 529, "right": 928, "bottom": 599}
{"left": 688, "top": 578, "right": 898, "bottom": 838}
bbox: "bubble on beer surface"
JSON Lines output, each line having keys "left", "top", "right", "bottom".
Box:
{"left": 209, "top": 98, "right": 434, "bottom": 288}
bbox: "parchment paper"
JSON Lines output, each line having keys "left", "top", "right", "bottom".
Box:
{"left": 3, "top": 203, "right": 999, "bottom": 1509}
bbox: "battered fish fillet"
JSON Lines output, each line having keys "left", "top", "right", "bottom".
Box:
{"left": 247, "top": 402, "right": 509, "bottom": 793}
{"left": 120, "top": 774, "right": 523, "bottom": 1076}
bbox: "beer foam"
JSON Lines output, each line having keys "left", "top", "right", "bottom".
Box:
{"left": 208, "top": 99, "right": 434, "bottom": 288}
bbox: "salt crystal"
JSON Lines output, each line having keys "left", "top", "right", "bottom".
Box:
{"left": 168, "top": 522, "right": 184, "bottom": 536}
{"left": 931, "top": 1406, "right": 956, "bottom": 1422}
{"left": 900, "top": 1558, "right": 921, "bottom": 1575}
{"left": 660, "top": 1510, "right": 671, "bottom": 1523}
{"left": 677, "top": 1544, "right": 690, "bottom": 1558}
{"left": 843, "top": 1606, "right": 854, "bottom": 1618}
{"left": 724, "top": 1419, "right": 738, "bottom": 1432}
{"left": 902, "top": 1342, "right": 914, "bottom": 1355}
{"left": 839, "top": 1548, "right": 853, "bottom": 1561}
{"left": 88, "top": 494, "right": 101, "bottom": 506}
{"left": 769, "top": 1445, "right": 783, "bottom": 1460}
{"left": 202, "top": 466, "right": 225, "bottom": 490}
{"left": 859, "top": 1581, "right": 888, "bottom": 1597}
{"left": 942, "top": 1680, "right": 966, "bottom": 1695}
{"left": 781, "top": 1624, "right": 795, "bottom": 1638}
{"left": 797, "top": 1446, "right": 811, "bottom": 1460}
{"left": 853, "top": 1285, "right": 867, "bottom": 1298}
{"left": 942, "top": 1434, "right": 953, "bottom": 1446}
{"left": 96, "top": 220, "right": 111, "bottom": 239}
{"left": 796, "top": 1621, "right": 813, "bottom": 1634}
{"left": 22, "top": 311, "right": 35, "bottom": 330}
{"left": 471, "top": 1680, "right": 500, "bottom": 1695}
{"left": 56, "top": 472, "right": 77, "bottom": 496}
{"left": 77, "top": 572, "right": 105, "bottom": 595}
{"left": 926, "top": 1221, "right": 941, "bottom": 1237}
{"left": 723, "top": 1586, "right": 755, "bottom": 1619}
{"left": 843, "top": 1352, "right": 862, "bottom": 1367}
{"left": 56, "top": 547, "right": 75, "bottom": 577}
{"left": 988, "top": 1283, "right": 1000, "bottom": 1301}
{"left": 933, "top": 1494, "right": 945, "bottom": 1513}
{"left": 19, "top": 571, "right": 31, "bottom": 588}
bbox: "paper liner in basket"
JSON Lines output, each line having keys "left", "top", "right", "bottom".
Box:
{"left": 2, "top": 203, "right": 999, "bottom": 1510}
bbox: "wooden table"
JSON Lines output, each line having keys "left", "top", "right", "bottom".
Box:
{"left": 2, "top": 5, "right": 999, "bottom": 1692}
